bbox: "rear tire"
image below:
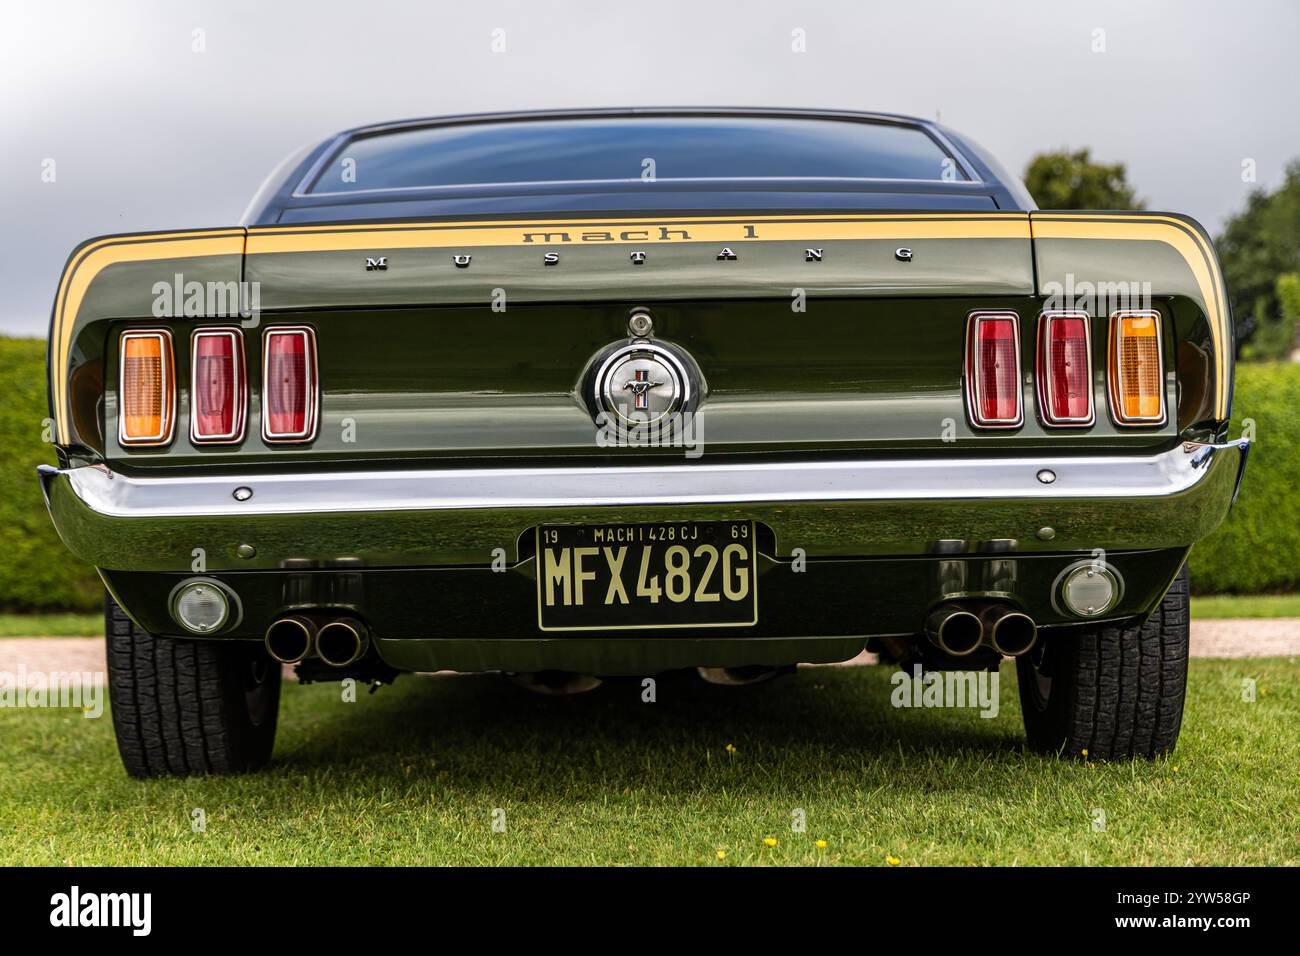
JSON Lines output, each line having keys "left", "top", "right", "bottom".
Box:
{"left": 105, "top": 591, "right": 281, "bottom": 778}
{"left": 1017, "top": 566, "right": 1189, "bottom": 760}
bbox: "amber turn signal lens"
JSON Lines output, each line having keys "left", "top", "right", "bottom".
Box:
{"left": 119, "top": 330, "right": 175, "bottom": 445}
{"left": 1109, "top": 311, "right": 1165, "bottom": 424}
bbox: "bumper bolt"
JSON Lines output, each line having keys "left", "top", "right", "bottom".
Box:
{"left": 1036, "top": 469, "right": 1056, "bottom": 484}
{"left": 232, "top": 486, "right": 253, "bottom": 501}
{"left": 236, "top": 544, "right": 256, "bottom": 559}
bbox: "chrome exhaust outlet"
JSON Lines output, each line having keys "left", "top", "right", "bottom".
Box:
{"left": 315, "top": 617, "right": 370, "bottom": 668}
{"left": 925, "top": 604, "right": 984, "bottom": 657}
{"left": 264, "top": 614, "right": 318, "bottom": 664}
{"left": 980, "top": 605, "right": 1038, "bottom": 657}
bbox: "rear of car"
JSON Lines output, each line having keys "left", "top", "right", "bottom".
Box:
{"left": 40, "top": 109, "right": 1247, "bottom": 776}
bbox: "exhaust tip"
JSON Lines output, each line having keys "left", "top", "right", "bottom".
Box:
{"left": 986, "top": 609, "right": 1038, "bottom": 657}
{"left": 316, "top": 617, "right": 369, "bottom": 668}
{"left": 265, "top": 615, "right": 316, "bottom": 664}
{"left": 927, "top": 606, "right": 984, "bottom": 657}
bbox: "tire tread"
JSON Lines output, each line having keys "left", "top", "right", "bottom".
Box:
{"left": 104, "top": 592, "right": 279, "bottom": 778}
{"left": 1019, "top": 565, "right": 1190, "bottom": 760}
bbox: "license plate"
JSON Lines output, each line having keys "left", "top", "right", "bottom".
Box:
{"left": 535, "top": 520, "right": 758, "bottom": 631}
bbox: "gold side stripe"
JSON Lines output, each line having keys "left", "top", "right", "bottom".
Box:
{"left": 52, "top": 230, "right": 247, "bottom": 443}
{"left": 248, "top": 211, "right": 1029, "bottom": 234}
{"left": 1030, "top": 214, "right": 1229, "bottom": 420}
{"left": 246, "top": 217, "right": 1031, "bottom": 254}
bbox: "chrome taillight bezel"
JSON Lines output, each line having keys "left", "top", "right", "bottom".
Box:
{"left": 261, "top": 325, "right": 319, "bottom": 443}
{"left": 964, "top": 310, "right": 1024, "bottom": 429}
{"left": 189, "top": 326, "right": 247, "bottom": 445}
{"left": 118, "top": 328, "right": 176, "bottom": 447}
{"left": 1107, "top": 309, "right": 1167, "bottom": 427}
{"left": 1036, "top": 310, "right": 1095, "bottom": 427}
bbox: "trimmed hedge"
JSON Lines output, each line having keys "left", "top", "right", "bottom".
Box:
{"left": 1188, "top": 362, "right": 1300, "bottom": 594}
{"left": 0, "top": 337, "right": 1292, "bottom": 609}
{"left": 0, "top": 337, "right": 100, "bottom": 611}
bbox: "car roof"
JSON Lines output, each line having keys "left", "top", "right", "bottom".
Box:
{"left": 242, "top": 107, "right": 1032, "bottom": 225}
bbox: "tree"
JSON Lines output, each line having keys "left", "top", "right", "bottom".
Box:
{"left": 1261, "top": 273, "right": 1300, "bottom": 362}
{"left": 1215, "top": 162, "right": 1300, "bottom": 352}
{"left": 1022, "top": 148, "right": 1144, "bottom": 210}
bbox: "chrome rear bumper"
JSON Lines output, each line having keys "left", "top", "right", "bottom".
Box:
{"left": 40, "top": 440, "right": 1248, "bottom": 572}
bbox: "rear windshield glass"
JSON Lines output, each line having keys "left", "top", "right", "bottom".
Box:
{"left": 307, "top": 117, "right": 961, "bottom": 192}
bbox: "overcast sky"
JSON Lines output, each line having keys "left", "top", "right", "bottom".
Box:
{"left": 2, "top": 0, "right": 1296, "bottom": 335}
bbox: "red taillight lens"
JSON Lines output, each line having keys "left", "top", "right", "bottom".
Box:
{"left": 1037, "top": 311, "right": 1094, "bottom": 425}
{"left": 966, "top": 312, "right": 1022, "bottom": 427}
{"left": 119, "top": 330, "right": 175, "bottom": 446}
{"left": 190, "top": 328, "right": 246, "bottom": 443}
{"left": 262, "top": 327, "right": 318, "bottom": 442}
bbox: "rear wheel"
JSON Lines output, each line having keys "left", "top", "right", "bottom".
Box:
{"left": 1017, "top": 566, "right": 1189, "bottom": 760}
{"left": 105, "top": 591, "right": 281, "bottom": 778}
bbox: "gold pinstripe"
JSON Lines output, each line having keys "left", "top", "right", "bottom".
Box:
{"left": 245, "top": 213, "right": 1031, "bottom": 253}
{"left": 51, "top": 230, "right": 246, "bottom": 443}
{"left": 1030, "top": 214, "right": 1229, "bottom": 420}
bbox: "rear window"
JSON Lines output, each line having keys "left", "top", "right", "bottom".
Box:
{"left": 307, "top": 117, "right": 962, "bottom": 193}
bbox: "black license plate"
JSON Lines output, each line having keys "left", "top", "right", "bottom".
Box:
{"left": 535, "top": 520, "right": 758, "bottom": 631}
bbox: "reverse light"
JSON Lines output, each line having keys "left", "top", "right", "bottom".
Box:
{"left": 1059, "top": 564, "right": 1119, "bottom": 618}
{"left": 965, "top": 311, "right": 1023, "bottom": 428}
{"left": 190, "top": 327, "right": 246, "bottom": 444}
{"left": 171, "top": 580, "right": 231, "bottom": 634}
{"left": 262, "top": 326, "right": 318, "bottom": 442}
{"left": 1109, "top": 310, "right": 1165, "bottom": 425}
{"left": 1037, "top": 311, "right": 1094, "bottom": 426}
{"left": 118, "top": 329, "right": 175, "bottom": 446}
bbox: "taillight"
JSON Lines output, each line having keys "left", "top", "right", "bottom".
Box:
{"left": 1109, "top": 310, "right": 1165, "bottom": 425}
{"left": 118, "top": 329, "right": 175, "bottom": 446}
{"left": 965, "top": 311, "right": 1023, "bottom": 428}
{"left": 190, "top": 328, "right": 246, "bottom": 444}
{"left": 1037, "top": 311, "right": 1094, "bottom": 426}
{"left": 261, "top": 326, "right": 318, "bottom": 442}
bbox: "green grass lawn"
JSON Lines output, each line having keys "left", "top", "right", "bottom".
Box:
{"left": 0, "top": 612, "right": 102, "bottom": 637}
{"left": 0, "top": 658, "right": 1294, "bottom": 865}
{"left": 1190, "top": 593, "right": 1300, "bottom": 619}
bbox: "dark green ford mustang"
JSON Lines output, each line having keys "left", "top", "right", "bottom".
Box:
{"left": 41, "top": 108, "right": 1248, "bottom": 776}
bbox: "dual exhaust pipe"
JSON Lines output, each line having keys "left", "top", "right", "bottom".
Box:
{"left": 926, "top": 602, "right": 1038, "bottom": 658}
{"left": 264, "top": 614, "right": 369, "bottom": 667}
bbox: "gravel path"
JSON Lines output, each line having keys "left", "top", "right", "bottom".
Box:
{"left": 1, "top": 619, "right": 1296, "bottom": 686}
